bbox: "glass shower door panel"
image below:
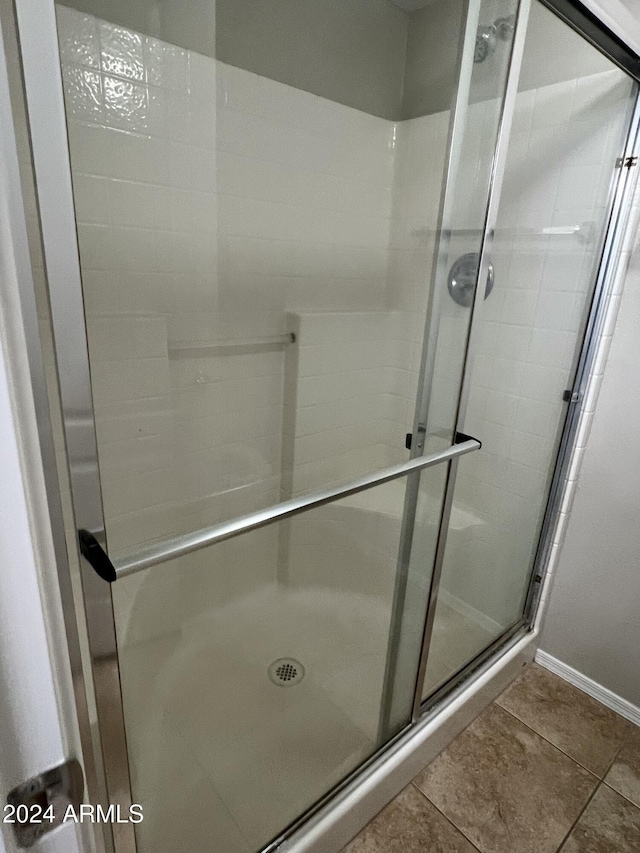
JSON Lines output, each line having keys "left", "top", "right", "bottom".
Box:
{"left": 384, "top": 0, "right": 522, "bottom": 733}
{"left": 53, "top": 0, "right": 466, "bottom": 562}
{"left": 415, "top": 0, "right": 522, "bottom": 451}
{"left": 421, "top": 0, "right": 637, "bottom": 699}
{"left": 51, "top": 1, "right": 481, "bottom": 850}
{"left": 111, "top": 469, "right": 447, "bottom": 853}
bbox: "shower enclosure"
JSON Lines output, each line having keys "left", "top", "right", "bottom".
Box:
{"left": 6, "top": 0, "right": 640, "bottom": 851}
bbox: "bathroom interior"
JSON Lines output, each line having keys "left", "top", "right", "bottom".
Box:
{"left": 4, "top": 0, "right": 640, "bottom": 850}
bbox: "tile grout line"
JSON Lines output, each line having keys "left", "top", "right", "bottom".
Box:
{"left": 399, "top": 689, "right": 636, "bottom": 853}
{"left": 409, "top": 709, "right": 602, "bottom": 853}
{"left": 602, "top": 736, "right": 625, "bottom": 778}
{"left": 598, "top": 731, "right": 640, "bottom": 809}
{"left": 409, "top": 781, "right": 483, "bottom": 853}
{"left": 601, "top": 777, "right": 640, "bottom": 809}
{"left": 553, "top": 780, "right": 603, "bottom": 853}
{"left": 411, "top": 699, "right": 602, "bottom": 853}
{"left": 492, "top": 693, "right": 639, "bottom": 849}
{"left": 494, "top": 698, "right": 624, "bottom": 781}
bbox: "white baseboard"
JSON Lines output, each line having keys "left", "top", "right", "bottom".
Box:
{"left": 535, "top": 649, "right": 640, "bottom": 727}
{"left": 438, "top": 588, "right": 503, "bottom": 637}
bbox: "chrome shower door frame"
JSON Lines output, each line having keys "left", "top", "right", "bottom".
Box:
{"left": 407, "top": 0, "right": 533, "bottom": 721}
{"left": 380, "top": 0, "right": 533, "bottom": 735}
{"left": 8, "top": 0, "right": 640, "bottom": 852}
{"left": 523, "top": 54, "right": 640, "bottom": 626}
{"left": 378, "top": 0, "right": 486, "bottom": 740}
{"left": 11, "top": 0, "right": 136, "bottom": 851}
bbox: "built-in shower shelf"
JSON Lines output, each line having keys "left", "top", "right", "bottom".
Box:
{"left": 168, "top": 333, "right": 296, "bottom": 357}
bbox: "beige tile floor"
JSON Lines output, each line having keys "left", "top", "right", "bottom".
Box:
{"left": 344, "top": 663, "right": 640, "bottom": 853}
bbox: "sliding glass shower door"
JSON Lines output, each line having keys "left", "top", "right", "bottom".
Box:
{"left": 15, "top": 0, "right": 637, "bottom": 850}
{"left": 36, "top": 1, "right": 519, "bottom": 850}
{"left": 35, "top": 1, "right": 519, "bottom": 851}
{"left": 418, "top": 0, "right": 638, "bottom": 702}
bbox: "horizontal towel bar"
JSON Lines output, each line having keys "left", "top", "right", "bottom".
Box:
{"left": 110, "top": 438, "right": 480, "bottom": 579}
{"left": 169, "top": 333, "right": 295, "bottom": 357}
{"left": 414, "top": 224, "right": 589, "bottom": 239}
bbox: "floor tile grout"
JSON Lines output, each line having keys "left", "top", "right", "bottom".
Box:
{"left": 601, "top": 776, "right": 640, "bottom": 809}
{"left": 553, "top": 779, "right": 603, "bottom": 853}
{"left": 601, "top": 722, "right": 640, "bottom": 808}
{"left": 409, "top": 780, "right": 483, "bottom": 853}
{"left": 346, "top": 672, "right": 640, "bottom": 852}
{"left": 411, "top": 700, "right": 600, "bottom": 853}
{"left": 493, "top": 698, "right": 612, "bottom": 781}
{"left": 603, "top": 731, "right": 625, "bottom": 775}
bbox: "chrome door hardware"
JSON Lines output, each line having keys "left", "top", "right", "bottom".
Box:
{"left": 405, "top": 422, "right": 426, "bottom": 451}
{"left": 5, "top": 759, "right": 83, "bottom": 848}
{"left": 562, "top": 389, "right": 582, "bottom": 404}
{"left": 454, "top": 430, "right": 483, "bottom": 448}
{"left": 616, "top": 156, "right": 638, "bottom": 168}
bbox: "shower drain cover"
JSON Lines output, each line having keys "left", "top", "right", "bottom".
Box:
{"left": 268, "top": 658, "right": 305, "bottom": 687}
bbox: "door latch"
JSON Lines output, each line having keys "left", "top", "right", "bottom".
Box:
{"left": 5, "top": 759, "right": 84, "bottom": 848}
{"left": 562, "top": 389, "right": 582, "bottom": 404}
{"left": 405, "top": 422, "right": 426, "bottom": 451}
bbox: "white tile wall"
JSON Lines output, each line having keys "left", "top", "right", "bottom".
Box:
{"left": 56, "top": 6, "right": 631, "bottom": 647}
{"left": 56, "top": 6, "right": 399, "bottom": 563}
{"left": 281, "top": 311, "right": 410, "bottom": 500}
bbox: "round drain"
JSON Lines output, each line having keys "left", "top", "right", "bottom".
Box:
{"left": 268, "top": 658, "right": 305, "bottom": 687}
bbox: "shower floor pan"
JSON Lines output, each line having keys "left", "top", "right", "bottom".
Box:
{"left": 112, "top": 480, "right": 490, "bottom": 852}
{"left": 118, "top": 580, "right": 494, "bottom": 853}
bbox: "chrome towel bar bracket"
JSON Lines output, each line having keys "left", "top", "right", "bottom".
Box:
{"left": 78, "top": 529, "right": 116, "bottom": 583}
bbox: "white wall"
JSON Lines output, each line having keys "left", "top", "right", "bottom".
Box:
{"left": 540, "top": 207, "right": 640, "bottom": 710}
{"left": 0, "top": 343, "right": 83, "bottom": 853}
{"left": 0, "top": 337, "right": 83, "bottom": 853}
